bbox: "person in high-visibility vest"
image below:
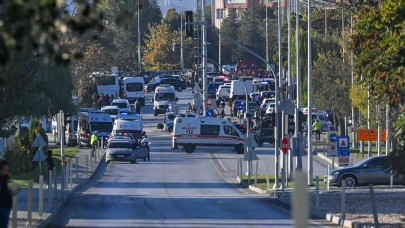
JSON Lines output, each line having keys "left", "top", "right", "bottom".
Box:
{"left": 90, "top": 131, "right": 98, "bottom": 158}
{"left": 312, "top": 119, "right": 322, "bottom": 141}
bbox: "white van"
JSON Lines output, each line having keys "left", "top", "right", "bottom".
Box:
{"left": 172, "top": 117, "right": 245, "bottom": 154}
{"left": 111, "top": 99, "right": 130, "bottom": 113}
{"left": 216, "top": 85, "right": 230, "bottom": 100}
{"left": 101, "top": 105, "right": 119, "bottom": 121}
{"left": 230, "top": 80, "right": 253, "bottom": 101}
{"left": 152, "top": 85, "right": 178, "bottom": 116}
{"left": 112, "top": 114, "right": 143, "bottom": 140}
{"left": 123, "top": 77, "right": 145, "bottom": 105}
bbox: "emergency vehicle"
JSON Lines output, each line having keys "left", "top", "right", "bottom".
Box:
{"left": 77, "top": 110, "right": 113, "bottom": 147}
{"left": 112, "top": 113, "right": 143, "bottom": 140}
{"left": 152, "top": 85, "right": 178, "bottom": 116}
{"left": 172, "top": 117, "right": 245, "bottom": 154}
{"left": 64, "top": 114, "right": 78, "bottom": 147}
{"left": 123, "top": 77, "right": 145, "bottom": 105}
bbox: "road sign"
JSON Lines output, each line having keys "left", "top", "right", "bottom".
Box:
{"left": 337, "top": 136, "right": 350, "bottom": 157}
{"left": 338, "top": 156, "right": 350, "bottom": 166}
{"left": 32, "top": 148, "right": 46, "bottom": 161}
{"left": 327, "top": 144, "right": 337, "bottom": 157}
{"left": 278, "top": 99, "right": 295, "bottom": 115}
{"left": 328, "top": 132, "right": 338, "bottom": 144}
{"left": 244, "top": 134, "right": 259, "bottom": 161}
{"left": 237, "top": 103, "right": 243, "bottom": 110}
{"left": 357, "top": 128, "right": 386, "bottom": 141}
{"left": 206, "top": 109, "right": 213, "bottom": 117}
{"left": 337, "top": 136, "right": 350, "bottom": 149}
{"left": 32, "top": 134, "right": 48, "bottom": 148}
{"left": 281, "top": 137, "right": 289, "bottom": 154}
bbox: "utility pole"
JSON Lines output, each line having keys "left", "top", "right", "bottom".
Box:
{"left": 287, "top": 0, "right": 294, "bottom": 179}
{"left": 386, "top": 104, "right": 390, "bottom": 155}
{"left": 324, "top": 3, "right": 327, "bottom": 37}
{"left": 274, "top": 0, "right": 283, "bottom": 189}
{"left": 294, "top": 0, "right": 302, "bottom": 171}
{"left": 218, "top": 0, "right": 222, "bottom": 71}
{"left": 307, "top": 0, "right": 313, "bottom": 186}
{"left": 368, "top": 84, "right": 372, "bottom": 157}
{"left": 350, "top": 13, "right": 354, "bottom": 136}
{"left": 202, "top": 0, "right": 208, "bottom": 115}
{"left": 265, "top": 0, "right": 270, "bottom": 71}
{"left": 137, "top": 1, "right": 142, "bottom": 72}
{"left": 180, "top": 5, "right": 184, "bottom": 71}
{"left": 377, "top": 104, "right": 382, "bottom": 156}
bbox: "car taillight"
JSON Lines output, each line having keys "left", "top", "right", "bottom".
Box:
{"left": 124, "top": 92, "right": 127, "bottom": 98}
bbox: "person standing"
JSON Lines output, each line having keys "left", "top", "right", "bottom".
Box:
{"left": 134, "top": 99, "right": 141, "bottom": 114}
{"left": 45, "top": 150, "right": 55, "bottom": 188}
{"left": 312, "top": 119, "right": 322, "bottom": 141}
{"left": 91, "top": 131, "right": 98, "bottom": 158}
{"left": 0, "top": 160, "right": 14, "bottom": 228}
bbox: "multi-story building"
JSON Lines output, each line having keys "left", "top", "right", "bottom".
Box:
{"left": 212, "top": 0, "right": 287, "bottom": 29}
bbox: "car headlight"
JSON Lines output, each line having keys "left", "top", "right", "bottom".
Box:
{"left": 332, "top": 172, "right": 339, "bottom": 176}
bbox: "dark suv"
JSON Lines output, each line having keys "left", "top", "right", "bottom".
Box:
{"left": 145, "top": 77, "right": 187, "bottom": 92}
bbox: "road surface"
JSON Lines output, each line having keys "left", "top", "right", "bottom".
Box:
{"left": 49, "top": 89, "right": 340, "bottom": 227}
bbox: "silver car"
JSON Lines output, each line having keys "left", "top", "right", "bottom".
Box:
{"left": 326, "top": 156, "right": 404, "bottom": 187}
{"left": 106, "top": 139, "right": 150, "bottom": 164}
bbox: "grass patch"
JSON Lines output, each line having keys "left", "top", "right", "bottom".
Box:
{"left": 241, "top": 174, "right": 326, "bottom": 190}
{"left": 12, "top": 147, "right": 80, "bottom": 190}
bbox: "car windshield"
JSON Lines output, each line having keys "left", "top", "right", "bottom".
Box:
{"left": 167, "top": 114, "right": 175, "bottom": 120}
{"left": 112, "top": 102, "right": 127, "bottom": 109}
{"left": 108, "top": 142, "right": 132, "bottom": 149}
{"left": 103, "top": 109, "right": 118, "bottom": 115}
{"left": 126, "top": 83, "right": 143, "bottom": 92}
{"left": 155, "top": 93, "right": 175, "bottom": 101}
{"left": 90, "top": 122, "right": 113, "bottom": 132}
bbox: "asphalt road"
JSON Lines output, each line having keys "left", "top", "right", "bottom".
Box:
{"left": 49, "top": 89, "right": 340, "bottom": 227}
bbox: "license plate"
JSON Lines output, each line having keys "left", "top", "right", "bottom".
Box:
{"left": 116, "top": 155, "right": 125, "bottom": 158}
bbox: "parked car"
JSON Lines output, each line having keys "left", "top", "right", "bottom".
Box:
{"left": 326, "top": 156, "right": 404, "bottom": 187}
{"left": 254, "top": 128, "right": 274, "bottom": 147}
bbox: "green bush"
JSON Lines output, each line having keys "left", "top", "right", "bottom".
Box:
{"left": 3, "top": 145, "right": 33, "bottom": 175}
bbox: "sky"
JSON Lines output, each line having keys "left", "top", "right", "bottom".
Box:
{"left": 157, "top": 0, "right": 211, "bottom": 15}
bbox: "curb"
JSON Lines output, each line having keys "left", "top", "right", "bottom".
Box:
{"left": 36, "top": 152, "right": 105, "bottom": 228}
{"left": 325, "top": 213, "right": 363, "bottom": 228}
{"left": 236, "top": 177, "right": 268, "bottom": 194}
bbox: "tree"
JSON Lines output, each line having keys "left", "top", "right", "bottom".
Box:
{"left": 164, "top": 8, "right": 181, "bottom": 31}
{"left": 142, "top": 23, "right": 193, "bottom": 71}
{"left": 312, "top": 51, "right": 351, "bottom": 130}
{"left": 221, "top": 9, "right": 240, "bottom": 64}
{"left": 237, "top": 5, "right": 266, "bottom": 65}
{"left": 351, "top": 0, "right": 405, "bottom": 177}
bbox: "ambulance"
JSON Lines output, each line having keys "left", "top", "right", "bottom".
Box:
{"left": 152, "top": 85, "right": 178, "bottom": 116}
{"left": 77, "top": 110, "right": 113, "bottom": 147}
{"left": 172, "top": 117, "right": 245, "bottom": 154}
{"left": 112, "top": 113, "right": 143, "bottom": 140}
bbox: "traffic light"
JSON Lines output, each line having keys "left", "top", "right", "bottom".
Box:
{"left": 185, "top": 11, "right": 193, "bottom": 38}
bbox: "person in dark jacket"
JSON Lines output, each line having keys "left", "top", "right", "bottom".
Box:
{"left": 45, "top": 150, "right": 55, "bottom": 188}
{"left": 134, "top": 99, "right": 141, "bottom": 114}
{"left": 0, "top": 160, "right": 14, "bottom": 228}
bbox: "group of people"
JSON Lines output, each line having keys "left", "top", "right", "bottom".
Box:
{"left": 93, "top": 92, "right": 115, "bottom": 109}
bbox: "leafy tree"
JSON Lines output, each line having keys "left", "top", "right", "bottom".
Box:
{"left": 164, "top": 8, "right": 181, "bottom": 31}
{"left": 142, "top": 23, "right": 193, "bottom": 71}
{"left": 312, "top": 51, "right": 351, "bottom": 129}
{"left": 221, "top": 9, "right": 241, "bottom": 64}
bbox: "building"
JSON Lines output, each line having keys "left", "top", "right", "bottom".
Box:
{"left": 212, "top": 0, "right": 287, "bottom": 29}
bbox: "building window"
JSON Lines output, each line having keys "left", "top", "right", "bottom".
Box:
{"left": 217, "top": 9, "right": 225, "bottom": 19}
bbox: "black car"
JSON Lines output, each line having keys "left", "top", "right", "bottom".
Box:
{"left": 254, "top": 128, "right": 274, "bottom": 147}
{"left": 145, "top": 77, "right": 187, "bottom": 92}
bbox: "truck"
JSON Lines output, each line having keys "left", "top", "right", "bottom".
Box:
{"left": 229, "top": 80, "right": 253, "bottom": 101}
{"left": 123, "top": 77, "right": 145, "bottom": 105}
{"left": 77, "top": 110, "right": 113, "bottom": 147}
{"left": 152, "top": 85, "right": 178, "bottom": 116}
{"left": 172, "top": 117, "right": 245, "bottom": 154}
{"left": 92, "top": 72, "right": 119, "bottom": 98}
{"left": 235, "top": 60, "right": 258, "bottom": 76}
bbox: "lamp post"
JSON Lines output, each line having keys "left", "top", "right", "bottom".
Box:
{"left": 137, "top": 0, "right": 142, "bottom": 72}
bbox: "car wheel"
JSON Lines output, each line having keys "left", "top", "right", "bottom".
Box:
{"left": 177, "top": 86, "right": 183, "bottom": 92}
{"left": 106, "top": 160, "right": 110, "bottom": 164}
{"left": 184, "top": 144, "right": 195, "bottom": 153}
{"left": 168, "top": 126, "right": 173, "bottom": 133}
{"left": 235, "top": 144, "right": 244, "bottom": 154}
{"left": 342, "top": 175, "right": 357, "bottom": 188}
{"left": 154, "top": 110, "right": 158, "bottom": 116}
{"left": 143, "top": 158, "right": 146, "bottom": 161}
{"left": 258, "top": 141, "right": 263, "bottom": 147}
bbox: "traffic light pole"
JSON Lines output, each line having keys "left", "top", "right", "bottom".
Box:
{"left": 180, "top": 10, "right": 184, "bottom": 71}
{"left": 307, "top": 0, "right": 314, "bottom": 186}
{"left": 201, "top": 0, "right": 208, "bottom": 115}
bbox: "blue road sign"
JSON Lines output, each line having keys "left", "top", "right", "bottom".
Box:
{"left": 338, "top": 149, "right": 350, "bottom": 156}
{"left": 237, "top": 104, "right": 243, "bottom": 110}
{"left": 329, "top": 133, "right": 338, "bottom": 143}
{"left": 206, "top": 109, "right": 213, "bottom": 117}
{"left": 337, "top": 136, "right": 350, "bottom": 149}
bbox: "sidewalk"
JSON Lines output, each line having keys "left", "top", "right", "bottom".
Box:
{"left": 10, "top": 146, "right": 105, "bottom": 227}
